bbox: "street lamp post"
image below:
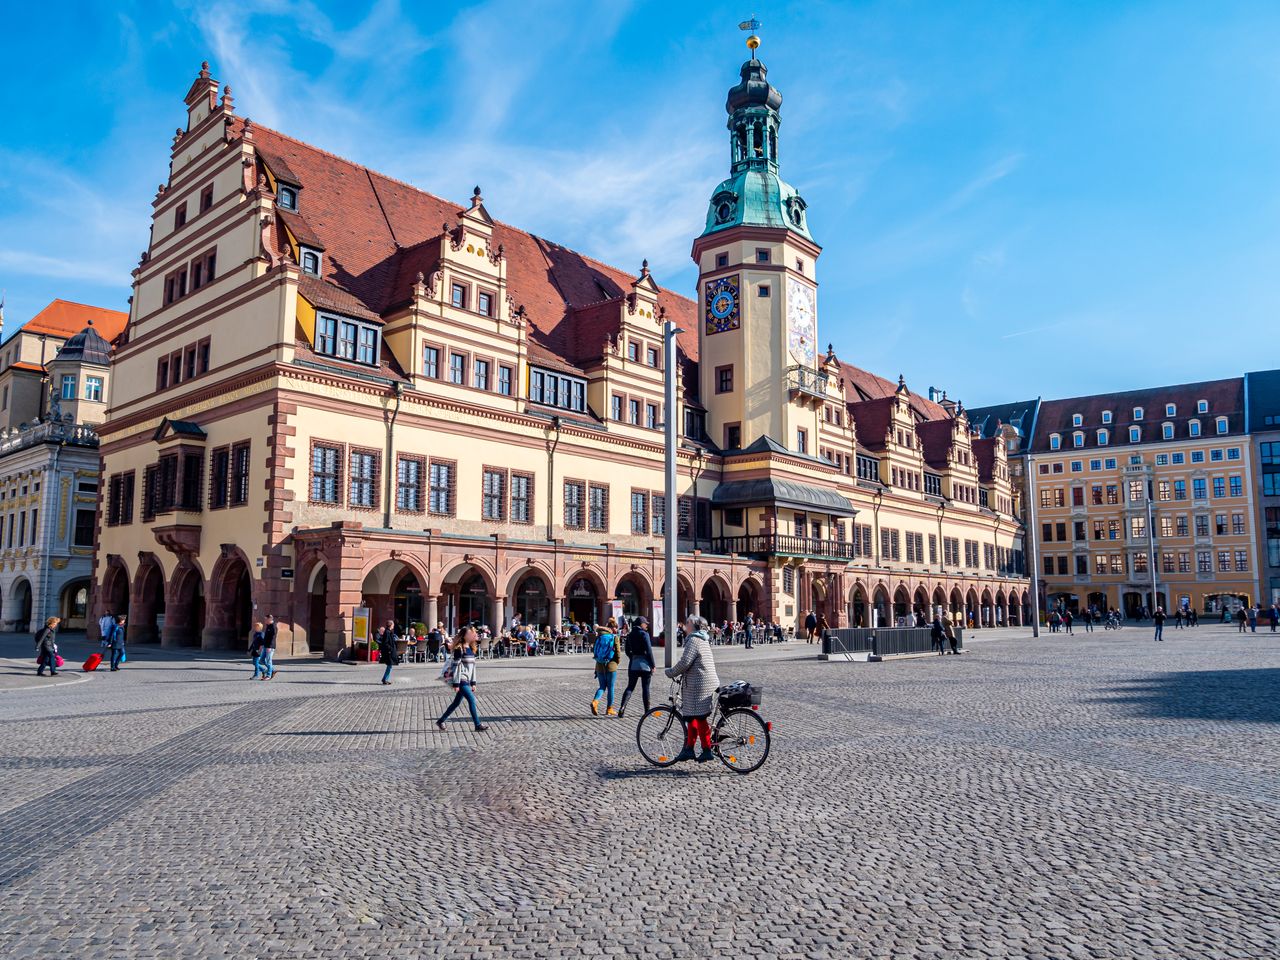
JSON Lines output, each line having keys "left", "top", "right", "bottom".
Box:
{"left": 545, "top": 416, "right": 562, "bottom": 542}
{"left": 662, "top": 318, "right": 681, "bottom": 668}
{"left": 691, "top": 445, "right": 707, "bottom": 553}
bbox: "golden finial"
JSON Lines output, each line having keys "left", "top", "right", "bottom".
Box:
{"left": 738, "top": 15, "right": 761, "bottom": 54}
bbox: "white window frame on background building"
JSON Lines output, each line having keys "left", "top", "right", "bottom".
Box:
{"left": 1049, "top": 433, "right": 1061, "bottom": 451}
{"left": 1189, "top": 419, "right": 1201, "bottom": 437}
{"left": 1101, "top": 410, "right": 1112, "bottom": 424}
{"left": 1097, "top": 428, "right": 1109, "bottom": 446}
{"left": 1197, "top": 399, "right": 1208, "bottom": 413}
{"left": 300, "top": 248, "right": 322, "bottom": 276}
{"left": 1129, "top": 426, "right": 1141, "bottom": 443}
{"left": 1162, "top": 422, "right": 1174, "bottom": 440}
{"left": 1216, "top": 416, "right": 1229, "bottom": 434}
{"left": 84, "top": 376, "right": 104, "bottom": 402}
{"left": 314, "top": 311, "right": 381, "bottom": 368}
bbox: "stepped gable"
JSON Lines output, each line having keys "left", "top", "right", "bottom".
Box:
{"left": 838, "top": 361, "right": 948, "bottom": 421}
{"left": 248, "top": 125, "right": 698, "bottom": 372}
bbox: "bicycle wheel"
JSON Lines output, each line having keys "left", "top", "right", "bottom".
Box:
{"left": 713, "top": 708, "right": 770, "bottom": 774}
{"left": 636, "top": 706, "right": 687, "bottom": 767}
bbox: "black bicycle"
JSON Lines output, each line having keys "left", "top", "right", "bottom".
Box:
{"left": 636, "top": 680, "right": 771, "bottom": 774}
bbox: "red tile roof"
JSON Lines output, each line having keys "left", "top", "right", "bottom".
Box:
{"left": 917, "top": 418, "right": 956, "bottom": 470}
{"left": 17, "top": 299, "right": 128, "bottom": 343}
{"left": 972, "top": 437, "right": 998, "bottom": 482}
{"left": 246, "top": 123, "right": 699, "bottom": 370}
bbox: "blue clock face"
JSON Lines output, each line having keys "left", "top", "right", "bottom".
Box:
{"left": 705, "top": 276, "right": 741, "bottom": 334}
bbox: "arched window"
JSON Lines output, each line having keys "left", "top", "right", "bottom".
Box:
{"left": 1133, "top": 406, "right": 1144, "bottom": 421}
{"left": 1097, "top": 428, "right": 1109, "bottom": 446}
{"left": 1216, "top": 416, "right": 1229, "bottom": 435}
{"left": 1101, "top": 410, "right": 1112, "bottom": 424}
{"left": 1072, "top": 413, "right": 1083, "bottom": 427}
{"left": 1049, "top": 433, "right": 1061, "bottom": 450}
{"left": 1129, "top": 425, "right": 1141, "bottom": 443}
{"left": 1189, "top": 419, "right": 1201, "bottom": 437}
{"left": 1072, "top": 432, "right": 1084, "bottom": 448}
{"left": 1165, "top": 403, "right": 1176, "bottom": 417}
{"left": 1197, "top": 399, "right": 1209, "bottom": 414}
{"left": 1162, "top": 422, "right": 1174, "bottom": 440}
{"left": 301, "top": 249, "right": 321, "bottom": 276}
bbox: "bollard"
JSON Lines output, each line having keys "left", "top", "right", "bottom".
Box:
{"left": 867, "top": 631, "right": 882, "bottom": 663}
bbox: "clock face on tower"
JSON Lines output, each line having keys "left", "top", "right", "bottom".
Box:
{"left": 704, "top": 275, "right": 740, "bottom": 335}
{"left": 786, "top": 276, "right": 817, "bottom": 368}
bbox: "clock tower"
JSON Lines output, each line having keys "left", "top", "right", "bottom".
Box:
{"left": 691, "top": 42, "right": 823, "bottom": 455}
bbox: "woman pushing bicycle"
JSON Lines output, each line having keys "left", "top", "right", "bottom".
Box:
{"left": 665, "top": 615, "right": 721, "bottom": 763}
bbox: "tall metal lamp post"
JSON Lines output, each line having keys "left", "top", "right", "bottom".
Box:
{"left": 545, "top": 416, "right": 562, "bottom": 542}
{"left": 663, "top": 318, "right": 682, "bottom": 668}
{"left": 690, "top": 445, "right": 707, "bottom": 553}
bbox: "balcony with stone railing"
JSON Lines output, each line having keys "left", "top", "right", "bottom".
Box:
{"left": 0, "top": 419, "right": 99, "bottom": 457}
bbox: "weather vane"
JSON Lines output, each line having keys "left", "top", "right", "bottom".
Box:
{"left": 738, "top": 15, "right": 761, "bottom": 55}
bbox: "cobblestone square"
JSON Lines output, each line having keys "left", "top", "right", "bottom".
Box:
{"left": 1, "top": 628, "right": 1277, "bottom": 958}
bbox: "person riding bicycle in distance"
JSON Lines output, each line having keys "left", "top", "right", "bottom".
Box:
{"left": 665, "top": 614, "right": 721, "bottom": 763}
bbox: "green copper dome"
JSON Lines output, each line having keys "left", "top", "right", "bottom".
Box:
{"left": 699, "top": 57, "right": 813, "bottom": 243}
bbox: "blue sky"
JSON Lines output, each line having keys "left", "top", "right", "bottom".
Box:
{"left": 1, "top": 1, "right": 1277, "bottom": 405}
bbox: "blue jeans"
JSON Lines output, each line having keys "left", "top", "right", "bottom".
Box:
{"left": 251, "top": 653, "right": 266, "bottom": 678}
{"left": 37, "top": 652, "right": 57, "bottom": 675}
{"left": 110, "top": 647, "right": 124, "bottom": 669}
{"left": 594, "top": 670, "right": 616, "bottom": 707}
{"left": 382, "top": 662, "right": 393, "bottom": 682}
{"left": 440, "top": 682, "right": 482, "bottom": 728}
{"left": 262, "top": 649, "right": 275, "bottom": 677}
{"left": 1154, "top": 623, "right": 1163, "bottom": 641}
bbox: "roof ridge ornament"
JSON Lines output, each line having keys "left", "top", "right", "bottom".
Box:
{"left": 738, "top": 15, "right": 762, "bottom": 56}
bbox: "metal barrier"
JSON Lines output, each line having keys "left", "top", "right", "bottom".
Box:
{"left": 822, "top": 626, "right": 964, "bottom": 659}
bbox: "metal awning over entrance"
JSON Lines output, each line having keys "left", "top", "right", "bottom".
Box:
{"left": 710, "top": 477, "right": 856, "bottom": 517}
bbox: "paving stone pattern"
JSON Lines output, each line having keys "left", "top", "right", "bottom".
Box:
{"left": 0, "top": 628, "right": 1277, "bottom": 958}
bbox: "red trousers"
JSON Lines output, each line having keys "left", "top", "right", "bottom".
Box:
{"left": 685, "top": 716, "right": 712, "bottom": 749}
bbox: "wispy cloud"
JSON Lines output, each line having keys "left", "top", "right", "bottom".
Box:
{"left": 943, "top": 152, "right": 1024, "bottom": 214}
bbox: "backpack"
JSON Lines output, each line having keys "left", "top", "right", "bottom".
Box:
{"left": 592, "top": 633, "right": 615, "bottom": 667}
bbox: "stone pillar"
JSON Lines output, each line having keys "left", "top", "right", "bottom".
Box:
{"left": 551, "top": 597, "right": 563, "bottom": 628}
{"left": 488, "top": 596, "right": 505, "bottom": 633}
{"left": 424, "top": 595, "right": 439, "bottom": 630}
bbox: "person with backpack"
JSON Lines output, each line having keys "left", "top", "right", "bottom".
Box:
{"left": 590, "top": 620, "right": 621, "bottom": 716}
{"left": 378, "top": 619, "right": 400, "bottom": 685}
{"left": 106, "top": 614, "right": 128, "bottom": 671}
{"left": 35, "top": 617, "right": 61, "bottom": 677}
{"left": 248, "top": 622, "right": 267, "bottom": 680}
{"left": 618, "top": 616, "right": 655, "bottom": 718}
{"left": 436, "top": 627, "right": 488, "bottom": 732}
{"left": 665, "top": 615, "right": 721, "bottom": 763}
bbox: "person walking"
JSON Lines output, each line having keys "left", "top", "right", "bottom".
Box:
{"left": 436, "top": 627, "right": 488, "bottom": 732}
{"left": 665, "top": 615, "right": 721, "bottom": 763}
{"left": 378, "top": 619, "right": 400, "bottom": 685}
{"left": 97, "top": 609, "right": 114, "bottom": 647}
{"left": 804, "top": 610, "right": 818, "bottom": 643}
{"left": 1063, "top": 610, "right": 1074, "bottom": 636}
{"left": 590, "top": 621, "right": 621, "bottom": 716}
{"left": 618, "top": 616, "right": 655, "bottom": 718}
{"left": 106, "top": 615, "right": 127, "bottom": 671}
{"left": 816, "top": 613, "right": 830, "bottom": 644}
{"left": 1173, "top": 608, "right": 1183, "bottom": 629}
{"left": 1153, "top": 607, "right": 1165, "bottom": 642}
{"left": 35, "top": 617, "right": 60, "bottom": 677}
{"left": 1236, "top": 607, "right": 1248, "bottom": 633}
{"left": 249, "top": 622, "right": 267, "bottom": 679}
{"left": 943, "top": 612, "right": 959, "bottom": 655}
{"left": 930, "top": 614, "right": 946, "bottom": 655}
{"left": 1248, "top": 605, "right": 1259, "bottom": 634}
{"left": 260, "top": 614, "right": 278, "bottom": 680}
{"left": 1270, "top": 603, "right": 1279, "bottom": 633}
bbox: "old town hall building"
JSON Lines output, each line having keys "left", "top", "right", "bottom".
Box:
{"left": 91, "top": 53, "right": 1028, "bottom": 654}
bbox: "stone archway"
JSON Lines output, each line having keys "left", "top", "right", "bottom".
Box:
{"left": 59, "top": 579, "right": 92, "bottom": 630}
{"left": 511, "top": 569, "right": 552, "bottom": 630}
{"left": 995, "top": 590, "right": 1007, "bottom": 627}
{"left": 615, "top": 572, "right": 652, "bottom": 624}
{"left": 305, "top": 562, "right": 329, "bottom": 653}
{"left": 132, "top": 555, "right": 166, "bottom": 644}
{"left": 566, "top": 573, "right": 604, "bottom": 626}
{"left": 949, "top": 587, "right": 963, "bottom": 621}
{"left": 101, "top": 559, "right": 131, "bottom": 625}
{"left": 736, "top": 578, "right": 761, "bottom": 621}
{"left": 164, "top": 560, "right": 205, "bottom": 647}
{"left": 892, "top": 585, "right": 910, "bottom": 625}
{"left": 980, "top": 588, "right": 994, "bottom": 627}
{"left": 8, "top": 578, "right": 32, "bottom": 633}
{"left": 932, "top": 586, "right": 946, "bottom": 619}
{"left": 965, "top": 588, "right": 979, "bottom": 628}
{"left": 912, "top": 586, "right": 929, "bottom": 625}
{"left": 361, "top": 559, "right": 426, "bottom": 633}
{"left": 872, "top": 585, "right": 890, "bottom": 627}
{"left": 699, "top": 575, "right": 730, "bottom": 624}
{"left": 204, "top": 551, "right": 255, "bottom": 650}
{"left": 849, "top": 582, "right": 868, "bottom": 627}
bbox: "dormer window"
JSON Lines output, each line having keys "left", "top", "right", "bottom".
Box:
{"left": 1162, "top": 422, "right": 1174, "bottom": 440}
{"left": 1216, "top": 416, "right": 1229, "bottom": 435}
{"left": 1097, "top": 428, "right": 1109, "bottom": 446}
{"left": 1071, "top": 431, "right": 1083, "bottom": 448}
{"left": 315, "top": 312, "right": 381, "bottom": 368}
{"left": 1189, "top": 419, "right": 1201, "bottom": 437}
{"left": 278, "top": 185, "right": 297, "bottom": 210}
{"left": 1072, "top": 413, "right": 1083, "bottom": 427}
{"left": 1129, "top": 425, "right": 1141, "bottom": 443}
{"left": 1101, "top": 410, "right": 1112, "bottom": 424}
{"left": 1133, "top": 406, "right": 1144, "bottom": 420}
{"left": 1197, "top": 399, "right": 1209, "bottom": 413}
{"left": 1049, "top": 433, "right": 1061, "bottom": 450}
{"left": 1165, "top": 403, "right": 1176, "bottom": 417}
{"left": 300, "top": 249, "right": 321, "bottom": 276}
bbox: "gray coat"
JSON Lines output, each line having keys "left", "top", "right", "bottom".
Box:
{"left": 665, "top": 630, "right": 720, "bottom": 716}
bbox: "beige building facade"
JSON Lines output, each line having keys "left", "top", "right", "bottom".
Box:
{"left": 91, "top": 56, "right": 1028, "bottom": 655}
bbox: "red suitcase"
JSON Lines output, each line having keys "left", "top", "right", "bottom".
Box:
{"left": 83, "top": 653, "right": 103, "bottom": 672}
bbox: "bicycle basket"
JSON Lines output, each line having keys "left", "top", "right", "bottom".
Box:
{"left": 718, "top": 681, "right": 762, "bottom": 709}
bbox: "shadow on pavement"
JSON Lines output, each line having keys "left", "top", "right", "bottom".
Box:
{"left": 1097, "top": 668, "right": 1280, "bottom": 723}
{"left": 598, "top": 765, "right": 699, "bottom": 780}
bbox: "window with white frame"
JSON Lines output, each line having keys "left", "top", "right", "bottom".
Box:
{"left": 1072, "top": 413, "right": 1083, "bottom": 427}
{"left": 84, "top": 376, "right": 103, "bottom": 402}
{"left": 315, "top": 312, "right": 381, "bottom": 367}
{"left": 1197, "top": 399, "right": 1208, "bottom": 413}
{"left": 277, "top": 185, "right": 297, "bottom": 210}
{"left": 1101, "top": 410, "right": 1112, "bottom": 424}
{"left": 1216, "top": 416, "right": 1228, "bottom": 434}
{"left": 1072, "top": 432, "right": 1084, "bottom": 448}
{"left": 1049, "top": 433, "right": 1061, "bottom": 450}
{"left": 300, "top": 249, "right": 321, "bottom": 276}
{"left": 1165, "top": 403, "right": 1176, "bottom": 417}
{"left": 1162, "top": 422, "right": 1174, "bottom": 440}
{"left": 1133, "top": 406, "right": 1144, "bottom": 421}
{"left": 1097, "top": 428, "right": 1109, "bottom": 446}
{"left": 1189, "top": 419, "right": 1201, "bottom": 437}
{"left": 60, "top": 375, "right": 76, "bottom": 400}
{"left": 528, "top": 367, "right": 586, "bottom": 413}
{"left": 1129, "top": 425, "right": 1141, "bottom": 443}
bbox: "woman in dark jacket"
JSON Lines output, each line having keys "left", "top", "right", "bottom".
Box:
{"left": 617, "top": 617, "right": 655, "bottom": 718}
{"left": 378, "top": 621, "right": 400, "bottom": 685}
{"left": 35, "top": 617, "right": 60, "bottom": 676}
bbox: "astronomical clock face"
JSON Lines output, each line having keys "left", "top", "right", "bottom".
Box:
{"left": 786, "top": 276, "right": 817, "bottom": 367}
{"left": 705, "top": 275, "right": 740, "bottom": 335}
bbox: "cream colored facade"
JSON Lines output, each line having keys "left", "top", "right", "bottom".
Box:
{"left": 91, "top": 58, "right": 1028, "bottom": 655}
